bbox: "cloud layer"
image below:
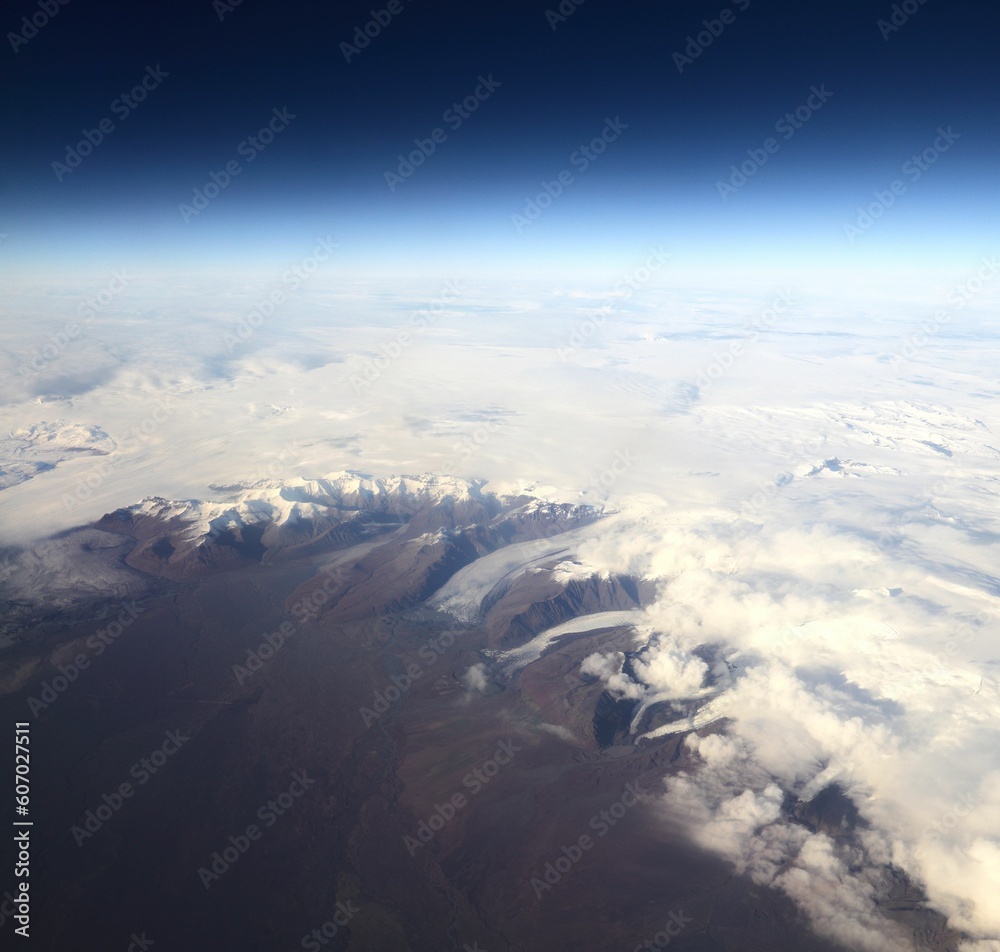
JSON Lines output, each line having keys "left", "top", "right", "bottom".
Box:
{"left": 1, "top": 271, "right": 998, "bottom": 948}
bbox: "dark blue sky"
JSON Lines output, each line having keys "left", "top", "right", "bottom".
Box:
{"left": 3, "top": 0, "right": 997, "bottom": 278}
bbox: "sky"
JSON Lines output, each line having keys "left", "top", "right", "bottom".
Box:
{"left": 2, "top": 0, "right": 999, "bottom": 280}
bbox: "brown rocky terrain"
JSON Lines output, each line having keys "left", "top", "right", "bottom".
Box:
{"left": 0, "top": 476, "right": 961, "bottom": 951}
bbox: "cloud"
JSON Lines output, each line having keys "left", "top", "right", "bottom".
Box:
{"left": 664, "top": 733, "right": 913, "bottom": 952}
{"left": 631, "top": 640, "right": 709, "bottom": 698}
{"left": 560, "top": 480, "right": 999, "bottom": 947}
{"left": 461, "top": 662, "right": 489, "bottom": 693}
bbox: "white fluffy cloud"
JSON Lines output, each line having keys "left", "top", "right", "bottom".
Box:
{"left": 569, "top": 502, "right": 1000, "bottom": 948}
{"left": 460, "top": 662, "right": 490, "bottom": 693}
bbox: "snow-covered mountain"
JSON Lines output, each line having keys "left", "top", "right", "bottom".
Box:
{"left": 0, "top": 420, "right": 115, "bottom": 490}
